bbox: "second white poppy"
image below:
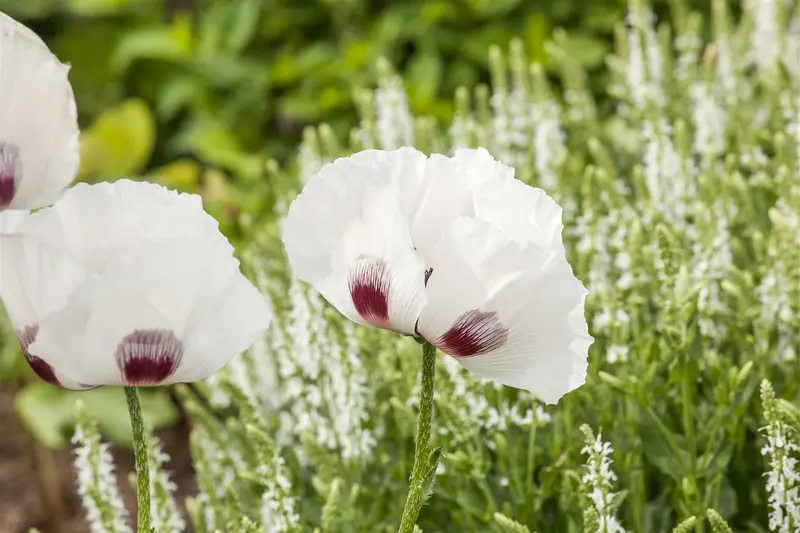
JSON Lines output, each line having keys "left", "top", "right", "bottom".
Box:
{"left": 0, "top": 180, "right": 271, "bottom": 389}
{"left": 282, "top": 147, "right": 592, "bottom": 404}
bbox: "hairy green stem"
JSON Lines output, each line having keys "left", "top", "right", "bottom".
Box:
{"left": 397, "top": 341, "right": 438, "bottom": 533}
{"left": 124, "top": 386, "right": 152, "bottom": 533}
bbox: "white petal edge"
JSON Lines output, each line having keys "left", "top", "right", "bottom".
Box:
{"left": 282, "top": 150, "right": 427, "bottom": 334}
{"left": 0, "top": 13, "right": 79, "bottom": 210}
{"left": 451, "top": 148, "right": 515, "bottom": 190}
{"left": 416, "top": 217, "right": 592, "bottom": 404}
{"left": 0, "top": 232, "right": 85, "bottom": 331}
{"left": 29, "top": 238, "right": 268, "bottom": 387}
{"left": 0, "top": 231, "right": 92, "bottom": 389}
{"left": 473, "top": 176, "right": 565, "bottom": 250}
{"left": 17, "top": 180, "right": 229, "bottom": 267}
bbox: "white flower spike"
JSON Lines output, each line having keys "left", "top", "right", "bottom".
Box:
{"left": 0, "top": 13, "right": 80, "bottom": 210}
{"left": 0, "top": 180, "right": 271, "bottom": 389}
{"left": 283, "top": 147, "right": 592, "bottom": 404}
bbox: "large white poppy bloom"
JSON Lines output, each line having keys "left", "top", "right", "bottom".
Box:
{"left": 0, "top": 13, "right": 79, "bottom": 210}
{"left": 0, "top": 180, "right": 271, "bottom": 389}
{"left": 282, "top": 148, "right": 592, "bottom": 404}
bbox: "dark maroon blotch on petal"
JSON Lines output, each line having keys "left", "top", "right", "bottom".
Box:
{"left": 0, "top": 143, "right": 21, "bottom": 209}
{"left": 115, "top": 329, "right": 184, "bottom": 386}
{"left": 17, "top": 325, "right": 62, "bottom": 388}
{"left": 435, "top": 310, "right": 509, "bottom": 358}
{"left": 424, "top": 267, "right": 434, "bottom": 286}
{"left": 349, "top": 258, "right": 391, "bottom": 328}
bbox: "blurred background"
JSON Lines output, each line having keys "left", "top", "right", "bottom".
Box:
{"left": 0, "top": 0, "right": 729, "bottom": 531}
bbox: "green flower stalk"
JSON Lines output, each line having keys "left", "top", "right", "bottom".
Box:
{"left": 124, "top": 387, "right": 152, "bottom": 533}
{"left": 397, "top": 342, "right": 440, "bottom": 533}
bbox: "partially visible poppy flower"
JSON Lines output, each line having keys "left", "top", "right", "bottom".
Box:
{"left": 0, "top": 180, "right": 271, "bottom": 389}
{"left": 0, "top": 13, "right": 79, "bottom": 210}
{"left": 282, "top": 147, "right": 592, "bottom": 404}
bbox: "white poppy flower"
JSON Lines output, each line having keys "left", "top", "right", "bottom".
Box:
{"left": 0, "top": 180, "right": 271, "bottom": 389}
{"left": 0, "top": 13, "right": 79, "bottom": 210}
{"left": 282, "top": 147, "right": 592, "bottom": 404}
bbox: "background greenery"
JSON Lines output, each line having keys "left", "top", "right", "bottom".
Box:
{"left": 0, "top": 0, "right": 726, "bottom": 235}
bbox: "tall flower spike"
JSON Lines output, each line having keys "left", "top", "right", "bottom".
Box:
{"left": 0, "top": 13, "right": 79, "bottom": 210}
{"left": 282, "top": 147, "right": 592, "bottom": 404}
{"left": 0, "top": 180, "right": 271, "bottom": 388}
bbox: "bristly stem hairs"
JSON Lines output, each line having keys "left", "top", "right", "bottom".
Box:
{"left": 125, "top": 386, "right": 153, "bottom": 533}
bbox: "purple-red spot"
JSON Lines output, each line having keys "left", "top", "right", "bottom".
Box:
{"left": 349, "top": 258, "right": 391, "bottom": 328}
{"left": 424, "top": 267, "right": 434, "bottom": 286}
{"left": 17, "top": 325, "right": 62, "bottom": 388}
{"left": 115, "top": 329, "right": 184, "bottom": 386}
{"left": 0, "top": 143, "right": 21, "bottom": 209}
{"left": 434, "top": 310, "right": 509, "bottom": 358}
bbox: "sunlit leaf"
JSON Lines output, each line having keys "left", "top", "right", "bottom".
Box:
{"left": 79, "top": 98, "right": 156, "bottom": 178}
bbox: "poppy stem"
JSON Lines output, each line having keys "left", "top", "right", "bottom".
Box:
{"left": 124, "top": 386, "right": 152, "bottom": 533}
{"left": 397, "top": 341, "right": 439, "bottom": 533}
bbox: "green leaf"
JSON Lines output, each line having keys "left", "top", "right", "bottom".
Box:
{"left": 14, "top": 383, "right": 178, "bottom": 449}
{"left": 148, "top": 158, "right": 202, "bottom": 193}
{"left": 65, "top": 0, "right": 154, "bottom": 16}
{"left": 82, "top": 387, "right": 179, "bottom": 447}
{"left": 226, "top": 0, "right": 262, "bottom": 54}
{"left": 14, "top": 383, "right": 75, "bottom": 449}
{"left": 548, "top": 32, "right": 609, "bottom": 69}
{"left": 406, "top": 50, "right": 444, "bottom": 107}
{"left": 421, "top": 445, "right": 443, "bottom": 500}
{"left": 640, "top": 408, "right": 688, "bottom": 480}
{"left": 79, "top": 98, "right": 156, "bottom": 178}
{"left": 171, "top": 119, "right": 262, "bottom": 181}
{"left": 112, "top": 15, "right": 193, "bottom": 73}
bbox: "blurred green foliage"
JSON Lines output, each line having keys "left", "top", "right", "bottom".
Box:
{"left": 1, "top": 0, "right": 720, "bottom": 180}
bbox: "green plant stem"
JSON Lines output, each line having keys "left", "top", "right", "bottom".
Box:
{"left": 124, "top": 386, "right": 152, "bottom": 533}
{"left": 397, "top": 341, "right": 437, "bottom": 533}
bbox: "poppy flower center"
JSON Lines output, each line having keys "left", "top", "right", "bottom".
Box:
{"left": 0, "top": 142, "right": 21, "bottom": 209}
{"left": 115, "top": 329, "right": 184, "bottom": 386}
{"left": 349, "top": 258, "right": 391, "bottom": 328}
{"left": 17, "top": 324, "right": 62, "bottom": 387}
{"left": 434, "top": 310, "right": 509, "bottom": 358}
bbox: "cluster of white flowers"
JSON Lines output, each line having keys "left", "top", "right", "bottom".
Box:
{"left": 72, "top": 418, "right": 132, "bottom": 533}
{"left": 489, "top": 88, "right": 515, "bottom": 167}
{"left": 449, "top": 101, "right": 477, "bottom": 150}
{"left": 762, "top": 380, "right": 800, "bottom": 533}
{"left": 581, "top": 431, "right": 625, "bottom": 533}
{"left": 234, "top": 276, "right": 376, "bottom": 460}
{"left": 148, "top": 436, "right": 185, "bottom": 533}
{"left": 624, "top": 6, "right": 664, "bottom": 110}
{"left": 749, "top": 0, "right": 781, "bottom": 73}
{"left": 757, "top": 197, "right": 800, "bottom": 361}
{"left": 763, "top": 420, "right": 800, "bottom": 532}
{"left": 782, "top": 93, "right": 800, "bottom": 165}
{"left": 690, "top": 80, "right": 727, "bottom": 159}
{"left": 692, "top": 202, "right": 735, "bottom": 341}
{"left": 675, "top": 32, "right": 703, "bottom": 88}
{"left": 374, "top": 72, "right": 414, "bottom": 150}
{"left": 297, "top": 135, "right": 325, "bottom": 185}
{"left": 642, "top": 118, "right": 695, "bottom": 228}
{"left": 259, "top": 453, "right": 300, "bottom": 533}
{"left": 531, "top": 99, "right": 566, "bottom": 192}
